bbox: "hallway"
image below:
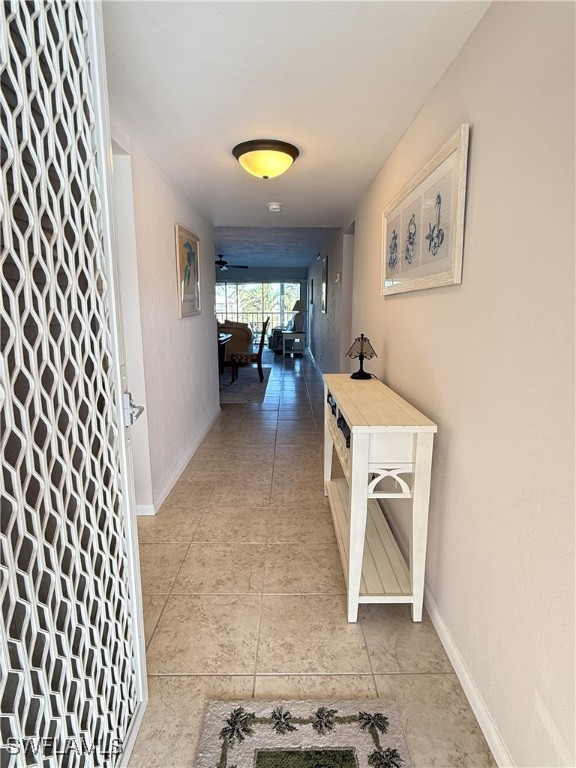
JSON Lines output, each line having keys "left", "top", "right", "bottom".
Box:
{"left": 130, "top": 353, "right": 495, "bottom": 767}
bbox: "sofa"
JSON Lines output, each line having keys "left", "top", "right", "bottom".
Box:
{"left": 217, "top": 320, "right": 253, "bottom": 361}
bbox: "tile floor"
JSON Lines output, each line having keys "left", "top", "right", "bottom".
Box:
{"left": 130, "top": 351, "right": 496, "bottom": 767}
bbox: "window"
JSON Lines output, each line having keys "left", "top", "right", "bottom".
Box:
{"left": 216, "top": 282, "right": 302, "bottom": 334}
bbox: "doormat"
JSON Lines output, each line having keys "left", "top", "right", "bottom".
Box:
{"left": 194, "top": 699, "right": 412, "bottom": 768}
{"left": 219, "top": 367, "right": 271, "bottom": 403}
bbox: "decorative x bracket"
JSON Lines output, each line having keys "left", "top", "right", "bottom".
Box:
{"left": 367, "top": 465, "right": 413, "bottom": 498}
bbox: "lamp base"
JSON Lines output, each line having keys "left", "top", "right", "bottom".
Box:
{"left": 350, "top": 369, "right": 372, "bottom": 380}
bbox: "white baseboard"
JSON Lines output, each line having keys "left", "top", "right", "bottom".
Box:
{"left": 135, "top": 504, "right": 156, "bottom": 516}
{"left": 150, "top": 409, "right": 221, "bottom": 513}
{"left": 424, "top": 591, "right": 514, "bottom": 767}
{"left": 380, "top": 501, "right": 513, "bottom": 768}
{"left": 308, "top": 348, "right": 323, "bottom": 376}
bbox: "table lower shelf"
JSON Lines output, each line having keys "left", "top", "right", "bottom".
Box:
{"left": 326, "top": 478, "right": 412, "bottom": 603}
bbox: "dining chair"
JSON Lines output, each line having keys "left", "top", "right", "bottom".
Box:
{"left": 230, "top": 317, "right": 270, "bottom": 383}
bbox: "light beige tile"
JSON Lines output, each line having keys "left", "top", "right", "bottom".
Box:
{"left": 264, "top": 543, "right": 345, "bottom": 594}
{"left": 268, "top": 505, "right": 336, "bottom": 544}
{"left": 257, "top": 595, "right": 372, "bottom": 674}
{"left": 147, "top": 594, "right": 261, "bottom": 674}
{"left": 172, "top": 543, "right": 265, "bottom": 593}
{"left": 207, "top": 486, "right": 271, "bottom": 508}
{"left": 271, "top": 485, "right": 329, "bottom": 508}
{"left": 274, "top": 446, "right": 323, "bottom": 463}
{"left": 178, "top": 465, "right": 225, "bottom": 483}
{"left": 223, "top": 468, "right": 274, "bottom": 486}
{"left": 194, "top": 506, "right": 268, "bottom": 542}
{"left": 276, "top": 423, "right": 319, "bottom": 436}
{"left": 141, "top": 594, "right": 168, "bottom": 647}
{"left": 246, "top": 416, "right": 279, "bottom": 423}
{"left": 226, "top": 434, "right": 277, "bottom": 449}
{"left": 235, "top": 423, "right": 278, "bottom": 434}
{"left": 163, "top": 479, "right": 215, "bottom": 508}
{"left": 360, "top": 604, "right": 453, "bottom": 674}
{"left": 139, "top": 543, "right": 189, "bottom": 594}
{"left": 225, "top": 447, "right": 276, "bottom": 463}
{"left": 128, "top": 675, "right": 253, "bottom": 768}
{"left": 375, "top": 673, "right": 497, "bottom": 767}
{"left": 276, "top": 434, "right": 323, "bottom": 448}
{"left": 137, "top": 507, "right": 203, "bottom": 544}
{"left": 185, "top": 445, "right": 224, "bottom": 463}
{"left": 272, "top": 464, "right": 321, "bottom": 482}
{"left": 254, "top": 675, "right": 377, "bottom": 699}
{"left": 272, "top": 476, "right": 323, "bottom": 494}
{"left": 278, "top": 412, "right": 316, "bottom": 422}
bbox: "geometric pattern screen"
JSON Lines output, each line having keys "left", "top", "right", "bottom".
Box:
{"left": 1, "top": 2, "right": 138, "bottom": 764}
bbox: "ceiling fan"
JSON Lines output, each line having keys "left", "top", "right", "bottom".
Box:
{"left": 215, "top": 254, "right": 249, "bottom": 271}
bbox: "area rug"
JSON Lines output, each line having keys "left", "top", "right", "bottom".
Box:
{"left": 219, "top": 367, "right": 271, "bottom": 403}
{"left": 195, "top": 699, "right": 412, "bottom": 768}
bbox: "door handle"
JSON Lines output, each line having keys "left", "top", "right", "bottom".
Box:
{"left": 123, "top": 391, "right": 145, "bottom": 427}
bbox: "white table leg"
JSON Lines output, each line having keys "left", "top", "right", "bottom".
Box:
{"left": 410, "top": 431, "right": 434, "bottom": 621}
{"left": 347, "top": 433, "right": 370, "bottom": 622}
{"left": 323, "top": 388, "right": 333, "bottom": 495}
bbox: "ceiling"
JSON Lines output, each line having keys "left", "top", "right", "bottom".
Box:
{"left": 214, "top": 227, "right": 332, "bottom": 269}
{"left": 103, "top": 1, "right": 490, "bottom": 268}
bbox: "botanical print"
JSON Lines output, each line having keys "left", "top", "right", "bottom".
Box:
{"left": 176, "top": 225, "right": 201, "bottom": 316}
{"left": 422, "top": 171, "right": 452, "bottom": 265}
{"left": 385, "top": 213, "right": 402, "bottom": 278}
{"left": 401, "top": 198, "right": 422, "bottom": 272}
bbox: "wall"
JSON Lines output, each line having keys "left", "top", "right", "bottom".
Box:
{"left": 308, "top": 228, "right": 351, "bottom": 373}
{"left": 351, "top": 3, "right": 574, "bottom": 767}
{"left": 340, "top": 231, "right": 355, "bottom": 371}
{"left": 113, "top": 132, "right": 220, "bottom": 509}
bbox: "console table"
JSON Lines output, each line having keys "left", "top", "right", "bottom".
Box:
{"left": 323, "top": 374, "right": 437, "bottom": 623}
{"left": 282, "top": 331, "right": 305, "bottom": 356}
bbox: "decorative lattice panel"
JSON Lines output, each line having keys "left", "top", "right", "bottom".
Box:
{"left": 1, "top": 2, "right": 138, "bottom": 765}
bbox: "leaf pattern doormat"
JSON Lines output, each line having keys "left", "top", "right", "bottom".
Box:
{"left": 194, "top": 700, "right": 412, "bottom": 768}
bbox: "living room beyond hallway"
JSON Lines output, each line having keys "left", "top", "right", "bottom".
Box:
{"left": 130, "top": 352, "right": 496, "bottom": 767}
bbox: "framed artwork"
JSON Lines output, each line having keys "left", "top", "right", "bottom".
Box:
{"left": 310, "top": 278, "right": 314, "bottom": 304}
{"left": 381, "top": 124, "right": 469, "bottom": 296}
{"left": 175, "top": 224, "right": 201, "bottom": 317}
{"left": 321, "top": 256, "right": 327, "bottom": 313}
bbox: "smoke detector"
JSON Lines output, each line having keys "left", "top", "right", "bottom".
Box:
{"left": 266, "top": 201, "right": 282, "bottom": 213}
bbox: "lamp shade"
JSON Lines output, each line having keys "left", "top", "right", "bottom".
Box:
{"left": 232, "top": 140, "right": 299, "bottom": 179}
{"left": 346, "top": 333, "right": 377, "bottom": 380}
{"left": 292, "top": 300, "right": 306, "bottom": 313}
{"left": 346, "top": 334, "right": 376, "bottom": 360}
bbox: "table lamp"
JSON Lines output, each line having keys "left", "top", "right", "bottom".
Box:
{"left": 291, "top": 300, "right": 306, "bottom": 332}
{"left": 346, "top": 333, "right": 377, "bottom": 379}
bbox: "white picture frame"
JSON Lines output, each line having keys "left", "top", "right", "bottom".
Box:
{"left": 381, "top": 124, "right": 469, "bottom": 296}
{"left": 175, "top": 224, "right": 201, "bottom": 317}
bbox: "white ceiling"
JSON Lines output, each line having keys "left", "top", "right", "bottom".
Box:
{"left": 103, "top": 0, "right": 489, "bottom": 267}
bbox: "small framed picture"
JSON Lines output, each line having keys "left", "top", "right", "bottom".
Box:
{"left": 175, "top": 224, "right": 201, "bottom": 317}
{"left": 321, "top": 256, "right": 328, "bottom": 313}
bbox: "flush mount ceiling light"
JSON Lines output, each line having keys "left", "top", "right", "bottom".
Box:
{"left": 232, "top": 139, "right": 299, "bottom": 179}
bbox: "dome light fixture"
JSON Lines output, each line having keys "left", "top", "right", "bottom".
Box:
{"left": 232, "top": 139, "right": 299, "bottom": 179}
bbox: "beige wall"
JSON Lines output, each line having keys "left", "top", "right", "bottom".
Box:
{"left": 122, "top": 141, "right": 220, "bottom": 508}
{"left": 351, "top": 3, "right": 574, "bottom": 766}
{"left": 308, "top": 228, "right": 350, "bottom": 373}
